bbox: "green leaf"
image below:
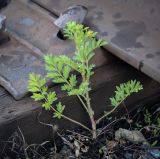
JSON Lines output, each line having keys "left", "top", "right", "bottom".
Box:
{"left": 28, "top": 86, "right": 40, "bottom": 93}
{"left": 63, "top": 66, "right": 71, "bottom": 79}
{"left": 68, "top": 88, "right": 80, "bottom": 96}
{"left": 28, "top": 73, "right": 46, "bottom": 93}
{"left": 53, "top": 78, "right": 65, "bottom": 83}
{"left": 42, "top": 102, "right": 51, "bottom": 110}
{"left": 39, "top": 78, "right": 46, "bottom": 87}
{"left": 46, "top": 72, "right": 60, "bottom": 79}
{"left": 31, "top": 93, "right": 44, "bottom": 101}
{"left": 110, "top": 80, "right": 143, "bottom": 107}
{"left": 68, "top": 82, "right": 90, "bottom": 96}
{"left": 41, "top": 86, "right": 48, "bottom": 94}
{"left": 47, "top": 92, "right": 57, "bottom": 104}
{"left": 53, "top": 102, "right": 65, "bottom": 119}
{"left": 69, "top": 74, "right": 77, "bottom": 88}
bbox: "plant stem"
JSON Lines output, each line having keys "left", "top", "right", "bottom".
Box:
{"left": 85, "top": 92, "right": 97, "bottom": 139}
{"left": 81, "top": 59, "right": 97, "bottom": 138}
{"left": 96, "top": 96, "right": 129, "bottom": 124}
{"left": 51, "top": 106, "right": 91, "bottom": 132}
{"left": 96, "top": 105, "right": 118, "bottom": 124}
{"left": 40, "top": 88, "right": 91, "bottom": 133}
{"left": 77, "top": 95, "right": 89, "bottom": 113}
{"left": 57, "top": 70, "right": 90, "bottom": 114}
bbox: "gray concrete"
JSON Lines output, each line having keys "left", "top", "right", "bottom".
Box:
{"left": 33, "top": 0, "right": 160, "bottom": 83}
{"left": 0, "top": 0, "right": 110, "bottom": 99}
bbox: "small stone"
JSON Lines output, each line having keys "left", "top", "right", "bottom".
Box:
{"left": 115, "top": 128, "right": 149, "bottom": 145}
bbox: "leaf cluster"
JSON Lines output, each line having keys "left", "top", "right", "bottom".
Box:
{"left": 110, "top": 80, "right": 143, "bottom": 107}
{"left": 28, "top": 73, "right": 64, "bottom": 118}
{"left": 28, "top": 21, "right": 144, "bottom": 138}
{"left": 144, "top": 109, "right": 152, "bottom": 125}
{"left": 28, "top": 21, "right": 107, "bottom": 120}
{"left": 44, "top": 22, "right": 107, "bottom": 97}
{"left": 64, "top": 21, "right": 107, "bottom": 80}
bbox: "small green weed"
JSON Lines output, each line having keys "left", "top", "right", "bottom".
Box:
{"left": 28, "top": 21, "right": 143, "bottom": 139}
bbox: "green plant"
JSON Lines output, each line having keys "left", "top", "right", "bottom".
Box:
{"left": 144, "top": 109, "right": 160, "bottom": 136}
{"left": 28, "top": 21, "right": 143, "bottom": 139}
{"left": 143, "top": 109, "right": 160, "bottom": 146}
{"left": 144, "top": 109, "right": 152, "bottom": 126}
{"left": 153, "top": 117, "right": 160, "bottom": 137}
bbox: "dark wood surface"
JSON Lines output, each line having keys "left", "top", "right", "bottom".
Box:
{"left": 0, "top": 60, "right": 160, "bottom": 155}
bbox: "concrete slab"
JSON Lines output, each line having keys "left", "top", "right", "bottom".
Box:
{"left": 32, "top": 0, "right": 160, "bottom": 83}
{"left": 0, "top": 37, "right": 44, "bottom": 99}
{"left": 0, "top": 0, "right": 112, "bottom": 99}
{"left": 1, "top": 0, "right": 73, "bottom": 56}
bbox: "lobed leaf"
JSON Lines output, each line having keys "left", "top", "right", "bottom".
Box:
{"left": 53, "top": 102, "right": 65, "bottom": 119}
{"left": 110, "top": 80, "right": 143, "bottom": 107}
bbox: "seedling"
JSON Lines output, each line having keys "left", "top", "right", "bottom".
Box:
{"left": 28, "top": 22, "right": 143, "bottom": 139}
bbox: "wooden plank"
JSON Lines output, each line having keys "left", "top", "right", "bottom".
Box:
{"left": 0, "top": 60, "right": 160, "bottom": 125}
{"left": 0, "top": 60, "right": 160, "bottom": 155}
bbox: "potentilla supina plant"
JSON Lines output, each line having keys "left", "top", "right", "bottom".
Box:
{"left": 28, "top": 21, "right": 143, "bottom": 139}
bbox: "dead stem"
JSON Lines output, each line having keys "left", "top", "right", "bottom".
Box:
{"left": 96, "top": 97, "right": 129, "bottom": 124}
{"left": 51, "top": 106, "right": 92, "bottom": 132}
{"left": 37, "top": 109, "right": 58, "bottom": 138}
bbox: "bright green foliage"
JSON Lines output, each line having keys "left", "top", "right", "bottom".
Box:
{"left": 44, "top": 55, "right": 78, "bottom": 95}
{"left": 44, "top": 22, "right": 107, "bottom": 98}
{"left": 144, "top": 109, "right": 152, "bottom": 125}
{"left": 42, "top": 92, "right": 57, "bottom": 110}
{"left": 110, "top": 80, "right": 143, "bottom": 107}
{"left": 28, "top": 73, "right": 57, "bottom": 110}
{"left": 28, "top": 22, "right": 144, "bottom": 139}
{"left": 64, "top": 21, "right": 107, "bottom": 80}
{"left": 68, "top": 82, "right": 90, "bottom": 96}
{"left": 53, "top": 102, "right": 65, "bottom": 119}
{"left": 28, "top": 73, "right": 47, "bottom": 100}
{"left": 28, "top": 73, "right": 46, "bottom": 93}
{"left": 28, "top": 21, "right": 107, "bottom": 121}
